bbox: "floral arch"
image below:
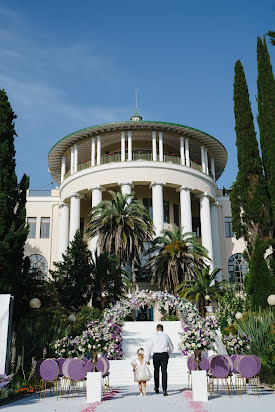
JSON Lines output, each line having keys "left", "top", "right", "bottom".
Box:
{"left": 54, "top": 290, "right": 223, "bottom": 360}
{"left": 104, "top": 289, "right": 201, "bottom": 325}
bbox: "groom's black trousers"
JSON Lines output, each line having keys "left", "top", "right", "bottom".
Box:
{"left": 153, "top": 352, "right": 169, "bottom": 391}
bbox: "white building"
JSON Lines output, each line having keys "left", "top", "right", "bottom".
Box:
{"left": 25, "top": 115, "right": 248, "bottom": 291}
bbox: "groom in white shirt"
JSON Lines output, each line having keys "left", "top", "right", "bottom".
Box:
{"left": 146, "top": 324, "right": 174, "bottom": 396}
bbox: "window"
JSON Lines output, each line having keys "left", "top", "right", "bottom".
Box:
{"left": 228, "top": 253, "right": 248, "bottom": 290}
{"left": 80, "top": 217, "right": 84, "bottom": 235}
{"left": 40, "top": 217, "right": 50, "bottom": 238}
{"left": 192, "top": 217, "right": 201, "bottom": 238}
{"left": 29, "top": 254, "right": 48, "bottom": 279}
{"left": 136, "top": 241, "right": 152, "bottom": 282}
{"left": 27, "top": 217, "right": 37, "bottom": 238}
{"left": 173, "top": 204, "right": 179, "bottom": 226}
{"left": 143, "top": 198, "right": 153, "bottom": 218}
{"left": 163, "top": 201, "right": 170, "bottom": 223}
{"left": 225, "top": 217, "right": 234, "bottom": 238}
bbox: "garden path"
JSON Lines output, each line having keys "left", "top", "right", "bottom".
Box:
{"left": 1, "top": 385, "right": 274, "bottom": 412}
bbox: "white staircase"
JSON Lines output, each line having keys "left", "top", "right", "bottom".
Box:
{"left": 109, "top": 321, "right": 189, "bottom": 387}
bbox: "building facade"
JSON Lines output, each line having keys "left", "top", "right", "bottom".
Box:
{"left": 25, "top": 116, "right": 248, "bottom": 289}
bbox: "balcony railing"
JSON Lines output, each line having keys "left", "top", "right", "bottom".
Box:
{"left": 63, "top": 152, "right": 205, "bottom": 180}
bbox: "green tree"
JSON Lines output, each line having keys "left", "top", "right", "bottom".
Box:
{"left": 49, "top": 230, "right": 93, "bottom": 311}
{"left": 267, "top": 30, "right": 275, "bottom": 46}
{"left": 145, "top": 224, "right": 209, "bottom": 295}
{"left": 230, "top": 60, "right": 271, "bottom": 255}
{"left": 244, "top": 236, "right": 275, "bottom": 310}
{"left": 177, "top": 267, "right": 227, "bottom": 317}
{"left": 88, "top": 190, "right": 154, "bottom": 268}
{"left": 257, "top": 37, "right": 275, "bottom": 229}
{"left": 90, "top": 252, "right": 128, "bottom": 308}
{"left": 0, "top": 90, "right": 30, "bottom": 320}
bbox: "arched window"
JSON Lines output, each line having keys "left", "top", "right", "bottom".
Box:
{"left": 29, "top": 254, "right": 48, "bottom": 279}
{"left": 228, "top": 253, "right": 248, "bottom": 290}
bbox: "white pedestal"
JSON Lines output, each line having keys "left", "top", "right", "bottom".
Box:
{"left": 192, "top": 370, "right": 208, "bottom": 402}
{"left": 87, "top": 372, "right": 102, "bottom": 403}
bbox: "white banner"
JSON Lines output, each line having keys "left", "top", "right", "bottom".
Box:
{"left": 0, "top": 294, "right": 12, "bottom": 374}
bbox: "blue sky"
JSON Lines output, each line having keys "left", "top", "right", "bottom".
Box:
{"left": 0, "top": 0, "right": 274, "bottom": 189}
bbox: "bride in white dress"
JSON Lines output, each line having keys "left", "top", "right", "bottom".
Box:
{"left": 131, "top": 347, "right": 152, "bottom": 396}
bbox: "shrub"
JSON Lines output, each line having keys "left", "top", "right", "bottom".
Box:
{"left": 215, "top": 286, "right": 250, "bottom": 333}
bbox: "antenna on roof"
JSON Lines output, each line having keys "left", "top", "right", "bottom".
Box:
{"left": 130, "top": 89, "right": 143, "bottom": 121}
{"left": 135, "top": 88, "right": 138, "bottom": 115}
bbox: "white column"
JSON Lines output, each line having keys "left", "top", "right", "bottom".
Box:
{"left": 150, "top": 182, "right": 164, "bottom": 237}
{"left": 96, "top": 136, "right": 101, "bottom": 165}
{"left": 89, "top": 185, "right": 105, "bottom": 252}
{"left": 61, "top": 156, "right": 66, "bottom": 183}
{"left": 180, "top": 137, "right": 185, "bottom": 166}
{"left": 185, "top": 138, "right": 190, "bottom": 167}
{"left": 205, "top": 147, "right": 209, "bottom": 175}
{"left": 210, "top": 157, "right": 215, "bottom": 180}
{"left": 211, "top": 201, "right": 222, "bottom": 280}
{"left": 200, "top": 193, "right": 214, "bottom": 269}
{"left": 121, "top": 131, "right": 126, "bottom": 161}
{"left": 159, "top": 132, "right": 163, "bottom": 161}
{"left": 177, "top": 186, "right": 193, "bottom": 233}
{"left": 119, "top": 182, "right": 132, "bottom": 196}
{"left": 58, "top": 202, "right": 69, "bottom": 259}
{"left": 70, "top": 146, "right": 74, "bottom": 174}
{"left": 201, "top": 145, "right": 206, "bottom": 173}
{"left": 152, "top": 131, "right": 157, "bottom": 161}
{"left": 69, "top": 193, "right": 81, "bottom": 242}
{"left": 91, "top": 137, "right": 96, "bottom": 166}
{"left": 128, "top": 131, "right": 132, "bottom": 161}
{"left": 74, "top": 144, "right": 78, "bottom": 173}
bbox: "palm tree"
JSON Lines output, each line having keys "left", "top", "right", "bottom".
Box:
{"left": 88, "top": 190, "right": 154, "bottom": 269}
{"left": 90, "top": 252, "right": 129, "bottom": 308}
{"left": 177, "top": 266, "right": 228, "bottom": 317}
{"left": 145, "top": 224, "right": 209, "bottom": 295}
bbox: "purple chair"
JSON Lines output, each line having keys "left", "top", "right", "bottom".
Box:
{"left": 62, "top": 358, "right": 86, "bottom": 398}
{"left": 66, "top": 358, "right": 86, "bottom": 381}
{"left": 57, "top": 358, "right": 65, "bottom": 377}
{"left": 209, "top": 356, "right": 231, "bottom": 396}
{"left": 251, "top": 355, "right": 261, "bottom": 376}
{"left": 0, "top": 374, "right": 10, "bottom": 389}
{"left": 35, "top": 358, "right": 46, "bottom": 380}
{"left": 81, "top": 357, "right": 88, "bottom": 365}
{"left": 231, "top": 354, "right": 238, "bottom": 374}
{"left": 224, "top": 355, "right": 234, "bottom": 372}
{"left": 238, "top": 355, "right": 261, "bottom": 396}
{"left": 39, "top": 359, "right": 60, "bottom": 400}
{"left": 187, "top": 356, "right": 209, "bottom": 390}
{"left": 86, "top": 359, "right": 94, "bottom": 373}
{"left": 233, "top": 355, "right": 245, "bottom": 374}
{"left": 190, "top": 357, "right": 209, "bottom": 371}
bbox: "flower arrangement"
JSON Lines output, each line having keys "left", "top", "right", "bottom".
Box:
{"left": 223, "top": 332, "right": 251, "bottom": 355}
{"left": 53, "top": 320, "right": 123, "bottom": 360}
{"left": 178, "top": 317, "right": 218, "bottom": 356}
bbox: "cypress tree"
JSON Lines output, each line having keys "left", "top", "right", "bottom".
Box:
{"left": 0, "top": 90, "right": 30, "bottom": 318}
{"left": 244, "top": 236, "right": 275, "bottom": 310}
{"left": 257, "top": 37, "right": 275, "bottom": 228}
{"left": 230, "top": 60, "right": 271, "bottom": 254}
{"left": 49, "top": 230, "right": 94, "bottom": 311}
{"left": 267, "top": 30, "right": 275, "bottom": 46}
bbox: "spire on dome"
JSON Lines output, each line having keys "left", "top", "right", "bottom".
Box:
{"left": 130, "top": 88, "right": 143, "bottom": 121}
